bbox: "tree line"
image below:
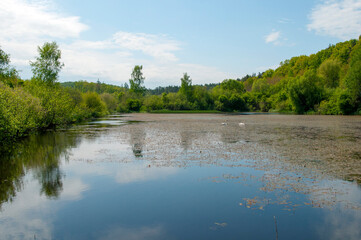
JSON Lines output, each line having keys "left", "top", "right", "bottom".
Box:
{"left": 64, "top": 37, "right": 361, "bottom": 115}
{"left": 1, "top": 37, "right": 361, "bottom": 143}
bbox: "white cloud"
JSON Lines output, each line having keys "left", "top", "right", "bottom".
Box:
{"left": 113, "top": 32, "right": 180, "bottom": 62}
{"left": 308, "top": 0, "right": 361, "bottom": 40}
{"left": 0, "top": 0, "right": 88, "bottom": 39}
{"left": 265, "top": 31, "right": 281, "bottom": 44}
{"left": 0, "top": 0, "right": 88, "bottom": 68}
{"left": 0, "top": 0, "right": 228, "bottom": 87}
{"left": 60, "top": 33, "right": 227, "bottom": 87}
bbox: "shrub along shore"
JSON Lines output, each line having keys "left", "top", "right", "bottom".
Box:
{"left": 1, "top": 37, "right": 361, "bottom": 144}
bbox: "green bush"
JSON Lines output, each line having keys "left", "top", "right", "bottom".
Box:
{"left": 83, "top": 92, "right": 108, "bottom": 117}
{"left": 101, "top": 93, "right": 117, "bottom": 112}
{"left": 337, "top": 90, "right": 356, "bottom": 114}
{"left": 288, "top": 72, "right": 324, "bottom": 113}
{"left": 164, "top": 93, "right": 190, "bottom": 110}
{"left": 0, "top": 83, "right": 43, "bottom": 141}
{"left": 143, "top": 95, "right": 163, "bottom": 112}
{"left": 25, "top": 81, "right": 76, "bottom": 127}
{"left": 126, "top": 98, "right": 142, "bottom": 112}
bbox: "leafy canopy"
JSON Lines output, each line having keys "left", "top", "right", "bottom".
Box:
{"left": 30, "top": 42, "right": 64, "bottom": 85}
{"left": 129, "top": 65, "right": 145, "bottom": 95}
{"left": 179, "top": 73, "right": 193, "bottom": 101}
{"left": 0, "top": 47, "right": 19, "bottom": 87}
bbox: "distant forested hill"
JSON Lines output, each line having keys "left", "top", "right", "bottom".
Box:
{"left": 61, "top": 36, "right": 361, "bottom": 115}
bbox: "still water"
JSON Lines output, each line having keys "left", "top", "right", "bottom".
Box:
{"left": 1, "top": 113, "right": 361, "bottom": 240}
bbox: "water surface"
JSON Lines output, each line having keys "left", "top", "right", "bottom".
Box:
{"left": 1, "top": 113, "right": 361, "bottom": 240}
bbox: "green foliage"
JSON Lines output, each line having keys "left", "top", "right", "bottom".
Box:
{"left": 129, "top": 65, "right": 145, "bottom": 96}
{"left": 318, "top": 59, "right": 341, "bottom": 88}
{"left": 192, "top": 86, "right": 213, "bottom": 110}
{"left": 179, "top": 73, "right": 193, "bottom": 101}
{"left": 252, "top": 78, "right": 270, "bottom": 94}
{"left": 220, "top": 79, "right": 245, "bottom": 93}
{"left": 143, "top": 95, "right": 163, "bottom": 112}
{"left": 126, "top": 98, "right": 142, "bottom": 112}
{"left": 337, "top": 90, "right": 355, "bottom": 114}
{"left": 30, "top": 42, "right": 64, "bottom": 85}
{"left": 100, "top": 93, "right": 117, "bottom": 113}
{"left": 269, "top": 88, "right": 292, "bottom": 112}
{"left": 0, "top": 83, "right": 43, "bottom": 141}
{"left": 83, "top": 92, "right": 108, "bottom": 117}
{"left": 62, "top": 80, "right": 126, "bottom": 94}
{"left": 0, "top": 47, "right": 20, "bottom": 88}
{"left": 163, "top": 92, "right": 190, "bottom": 110}
{"left": 244, "top": 77, "right": 255, "bottom": 92}
{"left": 317, "top": 89, "right": 356, "bottom": 115}
{"left": 147, "top": 85, "right": 180, "bottom": 95}
{"left": 25, "top": 81, "right": 76, "bottom": 127}
{"left": 0, "top": 47, "right": 10, "bottom": 71}
{"left": 345, "top": 43, "right": 361, "bottom": 106}
{"left": 215, "top": 94, "right": 247, "bottom": 112}
{"left": 288, "top": 71, "right": 324, "bottom": 113}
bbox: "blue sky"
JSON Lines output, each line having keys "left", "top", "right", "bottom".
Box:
{"left": 1, "top": 0, "right": 361, "bottom": 88}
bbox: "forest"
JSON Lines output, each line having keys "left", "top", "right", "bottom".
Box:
{"left": 1, "top": 37, "right": 361, "bottom": 143}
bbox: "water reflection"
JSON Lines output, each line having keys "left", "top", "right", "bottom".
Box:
{"left": 36, "top": 162, "right": 63, "bottom": 199}
{"left": 0, "top": 114, "right": 360, "bottom": 240}
{"left": 0, "top": 176, "right": 89, "bottom": 240}
{"left": 319, "top": 209, "right": 361, "bottom": 240}
{"left": 0, "top": 180, "right": 53, "bottom": 240}
{"left": 0, "top": 132, "right": 79, "bottom": 207}
{"left": 115, "top": 163, "right": 178, "bottom": 184}
{"left": 99, "top": 225, "right": 167, "bottom": 240}
{"left": 129, "top": 123, "right": 145, "bottom": 158}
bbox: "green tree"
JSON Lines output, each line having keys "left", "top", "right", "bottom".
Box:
{"left": 288, "top": 71, "right": 324, "bottom": 113}
{"left": 345, "top": 43, "right": 361, "bottom": 107}
{"left": 100, "top": 93, "right": 117, "bottom": 112}
{"left": 0, "top": 82, "right": 43, "bottom": 140}
{"left": 126, "top": 98, "right": 142, "bottom": 112}
{"left": 318, "top": 59, "right": 341, "bottom": 88}
{"left": 252, "top": 78, "right": 270, "bottom": 94}
{"left": 0, "top": 47, "right": 10, "bottom": 76}
{"left": 0, "top": 47, "right": 19, "bottom": 87}
{"left": 220, "top": 79, "right": 245, "bottom": 93}
{"left": 25, "top": 81, "right": 75, "bottom": 127}
{"left": 83, "top": 92, "right": 107, "bottom": 117}
{"left": 129, "top": 65, "right": 145, "bottom": 95}
{"left": 143, "top": 95, "right": 163, "bottom": 112}
{"left": 192, "top": 85, "right": 213, "bottom": 110}
{"left": 30, "top": 42, "right": 64, "bottom": 85}
{"left": 179, "top": 73, "right": 193, "bottom": 101}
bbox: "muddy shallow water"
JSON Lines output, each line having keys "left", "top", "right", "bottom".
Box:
{"left": 0, "top": 113, "right": 361, "bottom": 239}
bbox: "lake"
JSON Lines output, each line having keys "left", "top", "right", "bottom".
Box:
{"left": 1, "top": 113, "right": 361, "bottom": 240}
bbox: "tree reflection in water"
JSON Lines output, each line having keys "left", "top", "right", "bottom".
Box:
{"left": 129, "top": 124, "right": 145, "bottom": 158}
{"left": 0, "top": 131, "right": 80, "bottom": 207}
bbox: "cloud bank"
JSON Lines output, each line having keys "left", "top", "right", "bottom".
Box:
{"left": 308, "top": 0, "right": 361, "bottom": 40}
{"left": 0, "top": 0, "right": 227, "bottom": 87}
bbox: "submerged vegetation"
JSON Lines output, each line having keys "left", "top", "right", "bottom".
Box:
{"left": 1, "top": 37, "right": 361, "bottom": 143}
